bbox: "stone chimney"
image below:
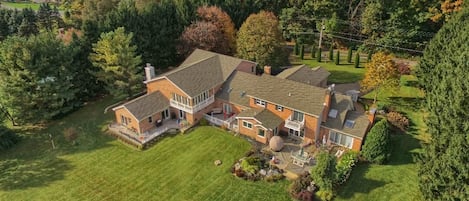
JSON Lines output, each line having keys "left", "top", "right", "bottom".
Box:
{"left": 264, "top": 66, "right": 271, "bottom": 75}
{"left": 144, "top": 63, "right": 155, "bottom": 81}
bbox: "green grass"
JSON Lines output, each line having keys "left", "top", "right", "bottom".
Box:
{"left": 0, "top": 98, "right": 291, "bottom": 201}
{"left": 291, "top": 53, "right": 366, "bottom": 84}
{"left": 335, "top": 74, "right": 427, "bottom": 201}
{"left": 0, "top": 1, "right": 41, "bottom": 10}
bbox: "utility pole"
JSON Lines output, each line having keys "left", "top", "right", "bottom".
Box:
{"left": 318, "top": 19, "right": 326, "bottom": 50}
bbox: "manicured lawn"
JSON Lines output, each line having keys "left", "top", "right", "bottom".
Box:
{"left": 290, "top": 53, "right": 367, "bottom": 84}
{"left": 0, "top": 98, "right": 291, "bottom": 201}
{"left": 335, "top": 74, "right": 427, "bottom": 201}
{"left": 0, "top": 1, "right": 41, "bottom": 10}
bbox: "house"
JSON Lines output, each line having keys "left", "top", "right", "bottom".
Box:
{"left": 112, "top": 49, "right": 374, "bottom": 151}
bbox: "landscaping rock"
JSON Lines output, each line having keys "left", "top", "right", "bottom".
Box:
{"left": 214, "top": 160, "right": 222, "bottom": 166}
{"left": 259, "top": 169, "right": 267, "bottom": 176}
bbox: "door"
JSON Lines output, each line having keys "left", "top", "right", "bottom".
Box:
{"left": 161, "top": 109, "right": 170, "bottom": 119}
{"left": 179, "top": 110, "right": 186, "bottom": 119}
{"left": 223, "top": 103, "right": 232, "bottom": 114}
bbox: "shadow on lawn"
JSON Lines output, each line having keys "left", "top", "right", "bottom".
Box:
{"left": 0, "top": 156, "right": 72, "bottom": 191}
{"left": 328, "top": 70, "right": 364, "bottom": 84}
{"left": 336, "top": 163, "right": 387, "bottom": 199}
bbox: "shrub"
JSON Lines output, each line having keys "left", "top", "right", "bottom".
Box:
{"left": 199, "top": 118, "right": 208, "bottom": 126}
{"left": 367, "top": 51, "right": 372, "bottom": 62}
{"left": 354, "top": 52, "right": 360, "bottom": 68}
{"left": 335, "top": 50, "right": 340, "bottom": 65}
{"left": 387, "top": 111, "right": 410, "bottom": 131}
{"left": 264, "top": 173, "right": 284, "bottom": 182}
{"left": 316, "top": 48, "right": 322, "bottom": 62}
{"left": 347, "top": 47, "right": 352, "bottom": 63}
{"left": 294, "top": 42, "right": 299, "bottom": 55}
{"left": 300, "top": 44, "right": 305, "bottom": 60}
{"left": 361, "top": 119, "right": 391, "bottom": 164}
{"left": 289, "top": 172, "right": 312, "bottom": 197}
{"left": 297, "top": 190, "right": 314, "bottom": 201}
{"left": 335, "top": 151, "right": 358, "bottom": 185}
{"left": 0, "top": 126, "right": 19, "bottom": 151}
{"left": 240, "top": 156, "right": 261, "bottom": 174}
{"left": 328, "top": 46, "right": 333, "bottom": 61}
{"left": 310, "top": 151, "right": 336, "bottom": 191}
{"left": 317, "top": 189, "right": 334, "bottom": 201}
{"left": 396, "top": 62, "right": 411, "bottom": 75}
{"left": 311, "top": 45, "right": 316, "bottom": 58}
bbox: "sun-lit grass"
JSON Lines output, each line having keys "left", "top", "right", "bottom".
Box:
{"left": 0, "top": 98, "right": 291, "bottom": 201}
{"left": 0, "top": 1, "right": 41, "bottom": 10}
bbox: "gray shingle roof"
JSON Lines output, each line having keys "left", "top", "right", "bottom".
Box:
{"left": 217, "top": 71, "right": 328, "bottom": 116}
{"left": 237, "top": 108, "right": 283, "bottom": 129}
{"left": 117, "top": 92, "right": 169, "bottom": 121}
{"left": 322, "top": 94, "right": 369, "bottom": 139}
{"left": 276, "top": 65, "right": 330, "bottom": 86}
{"left": 150, "top": 49, "right": 255, "bottom": 97}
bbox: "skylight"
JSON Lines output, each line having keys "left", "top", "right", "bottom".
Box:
{"left": 345, "top": 120, "right": 355, "bottom": 128}
{"left": 328, "top": 109, "right": 338, "bottom": 118}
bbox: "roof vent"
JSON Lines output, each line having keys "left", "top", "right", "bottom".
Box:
{"left": 240, "top": 91, "right": 246, "bottom": 97}
{"left": 288, "top": 92, "right": 292, "bottom": 97}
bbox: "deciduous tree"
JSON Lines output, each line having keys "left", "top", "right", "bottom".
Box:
{"left": 197, "top": 6, "right": 236, "bottom": 55}
{"left": 236, "top": 11, "right": 286, "bottom": 70}
{"left": 177, "top": 21, "right": 227, "bottom": 56}
{"left": 417, "top": 5, "right": 469, "bottom": 200}
{"left": 89, "top": 27, "right": 142, "bottom": 98}
{"left": 361, "top": 52, "right": 399, "bottom": 103}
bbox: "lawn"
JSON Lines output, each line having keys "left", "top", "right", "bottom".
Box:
{"left": 335, "top": 74, "right": 427, "bottom": 201}
{"left": 290, "top": 52, "right": 367, "bottom": 84}
{"left": 0, "top": 98, "right": 291, "bottom": 201}
{"left": 0, "top": 1, "right": 41, "bottom": 10}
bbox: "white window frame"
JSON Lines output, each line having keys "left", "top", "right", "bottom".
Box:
{"left": 289, "top": 128, "right": 305, "bottom": 138}
{"left": 292, "top": 111, "right": 304, "bottom": 122}
{"left": 242, "top": 121, "right": 253, "bottom": 129}
{"left": 255, "top": 99, "right": 266, "bottom": 107}
{"left": 329, "top": 131, "right": 353, "bottom": 149}
{"left": 276, "top": 105, "right": 283, "bottom": 112}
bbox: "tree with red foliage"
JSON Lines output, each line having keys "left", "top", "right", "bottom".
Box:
{"left": 177, "top": 21, "right": 227, "bottom": 56}
{"left": 197, "top": 6, "right": 236, "bottom": 55}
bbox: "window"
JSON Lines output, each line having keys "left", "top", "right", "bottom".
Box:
{"left": 292, "top": 111, "right": 304, "bottom": 122}
{"left": 329, "top": 131, "right": 353, "bottom": 148}
{"left": 328, "top": 109, "right": 338, "bottom": 118}
{"left": 258, "top": 129, "right": 265, "bottom": 137}
{"left": 148, "top": 116, "right": 153, "bottom": 123}
{"left": 273, "top": 127, "right": 278, "bottom": 135}
{"left": 242, "top": 121, "right": 253, "bottom": 129}
{"left": 289, "top": 128, "right": 305, "bottom": 138}
{"left": 276, "top": 105, "right": 284, "bottom": 111}
{"left": 255, "top": 99, "right": 266, "bottom": 107}
{"left": 344, "top": 120, "right": 355, "bottom": 128}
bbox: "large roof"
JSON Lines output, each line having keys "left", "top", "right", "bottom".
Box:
{"left": 237, "top": 108, "right": 283, "bottom": 129}
{"left": 322, "top": 95, "right": 369, "bottom": 139}
{"left": 276, "top": 65, "right": 330, "bottom": 86}
{"left": 147, "top": 49, "right": 255, "bottom": 97}
{"left": 114, "top": 92, "right": 169, "bottom": 121}
{"left": 217, "top": 71, "right": 329, "bottom": 116}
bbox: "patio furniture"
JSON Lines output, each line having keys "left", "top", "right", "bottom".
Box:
{"left": 291, "top": 150, "right": 310, "bottom": 167}
{"left": 156, "top": 119, "right": 163, "bottom": 127}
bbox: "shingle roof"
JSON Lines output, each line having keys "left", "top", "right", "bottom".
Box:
{"left": 276, "top": 65, "right": 330, "bottom": 86}
{"left": 217, "top": 71, "right": 328, "bottom": 116}
{"left": 149, "top": 49, "right": 255, "bottom": 97}
{"left": 115, "top": 92, "right": 169, "bottom": 121}
{"left": 237, "top": 108, "right": 283, "bottom": 129}
{"left": 322, "top": 94, "right": 369, "bottom": 139}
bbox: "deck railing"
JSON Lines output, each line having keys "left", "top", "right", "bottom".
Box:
{"left": 170, "top": 95, "right": 214, "bottom": 114}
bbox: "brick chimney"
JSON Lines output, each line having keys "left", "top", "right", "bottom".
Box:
{"left": 321, "top": 87, "right": 333, "bottom": 122}
{"left": 264, "top": 66, "right": 271, "bottom": 75}
{"left": 367, "top": 108, "right": 377, "bottom": 130}
{"left": 144, "top": 63, "right": 155, "bottom": 81}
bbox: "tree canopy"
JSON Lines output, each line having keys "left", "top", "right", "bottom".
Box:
{"left": 361, "top": 119, "right": 391, "bottom": 164}
{"left": 89, "top": 27, "right": 143, "bottom": 98}
{"left": 236, "top": 11, "right": 287, "bottom": 71}
{"left": 196, "top": 6, "right": 236, "bottom": 55}
{"left": 361, "top": 52, "right": 400, "bottom": 103}
{"left": 178, "top": 21, "right": 227, "bottom": 57}
{"left": 417, "top": 4, "right": 469, "bottom": 200}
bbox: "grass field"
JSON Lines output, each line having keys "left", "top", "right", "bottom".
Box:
{"left": 0, "top": 98, "right": 291, "bottom": 201}
{"left": 0, "top": 1, "right": 41, "bottom": 10}
{"left": 291, "top": 53, "right": 367, "bottom": 84}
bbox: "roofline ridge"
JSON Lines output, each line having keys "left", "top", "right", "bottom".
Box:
{"left": 122, "top": 91, "right": 161, "bottom": 107}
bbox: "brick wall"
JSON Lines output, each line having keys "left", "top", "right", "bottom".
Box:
{"left": 114, "top": 108, "right": 140, "bottom": 133}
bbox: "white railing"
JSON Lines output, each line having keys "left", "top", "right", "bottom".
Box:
{"left": 204, "top": 114, "right": 236, "bottom": 129}
{"left": 170, "top": 95, "right": 215, "bottom": 114}
{"left": 284, "top": 115, "right": 305, "bottom": 131}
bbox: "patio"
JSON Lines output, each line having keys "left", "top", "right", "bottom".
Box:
{"left": 265, "top": 137, "right": 317, "bottom": 179}
{"left": 108, "top": 119, "right": 181, "bottom": 146}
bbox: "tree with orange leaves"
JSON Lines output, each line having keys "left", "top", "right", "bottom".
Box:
{"left": 196, "top": 6, "right": 237, "bottom": 55}
{"left": 360, "top": 52, "right": 400, "bottom": 104}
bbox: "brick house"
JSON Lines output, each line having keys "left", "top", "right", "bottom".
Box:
{"left": 112, "top": 49, "right": 374, "bottom": 151}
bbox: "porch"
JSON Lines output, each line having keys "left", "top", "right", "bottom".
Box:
{"left": 108, "top": 119, "right": 182, "bottom": 147}
{"left": 203, "top": 113, "right": 238, "bottom": 131}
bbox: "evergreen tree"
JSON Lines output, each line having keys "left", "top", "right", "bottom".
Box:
{"left": 367, "top": 51, "right": 372, "bottom": 62}
{"left": 335, "top": 50, "right": 340, "bottom": 65}
{"left": 417, "top": 6, "right": 469, "bottom": 200}
{"left": 328, "top": 45, "right": 333, "bottom": 61}
{"left": 0, "top": 125, "right": 19, "bottom": 151}
{"left": 299, "top": 44, "right": 304, "bottom": 60}
{"left": 17, "top": 8, "right": 38, "bottom": 37}
{"left": 89, "top": 27, "right": 142, "bottom": 98}
{"left": 294, "top": 42, "right": 299, "bottom": 55}
{"left": 354, "top": 52, "right": 360, "bottom": 68}
{"left": 316, "top": 48, "right": 322, "bottom": 62}
{"left": 361, "top": 119, "right": 391, "bottom": 164}
{"left": 311, "top": 151, "right": 336, "bottom": 195}
{"left": 7, "top": 9, "right": 22, "bottom": 35}
{"left": 37, "top": 3, "right": 63, "bottom": 31}
{"left": 311, "top": 45, "right": 316, "bottom": 58}
{"left": 347, "top": 47, "right": 352, "bottom": 63}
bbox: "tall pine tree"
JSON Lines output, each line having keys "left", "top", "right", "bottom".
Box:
{"left": 416, "top": 5, "right": 469, "bottom": 201}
